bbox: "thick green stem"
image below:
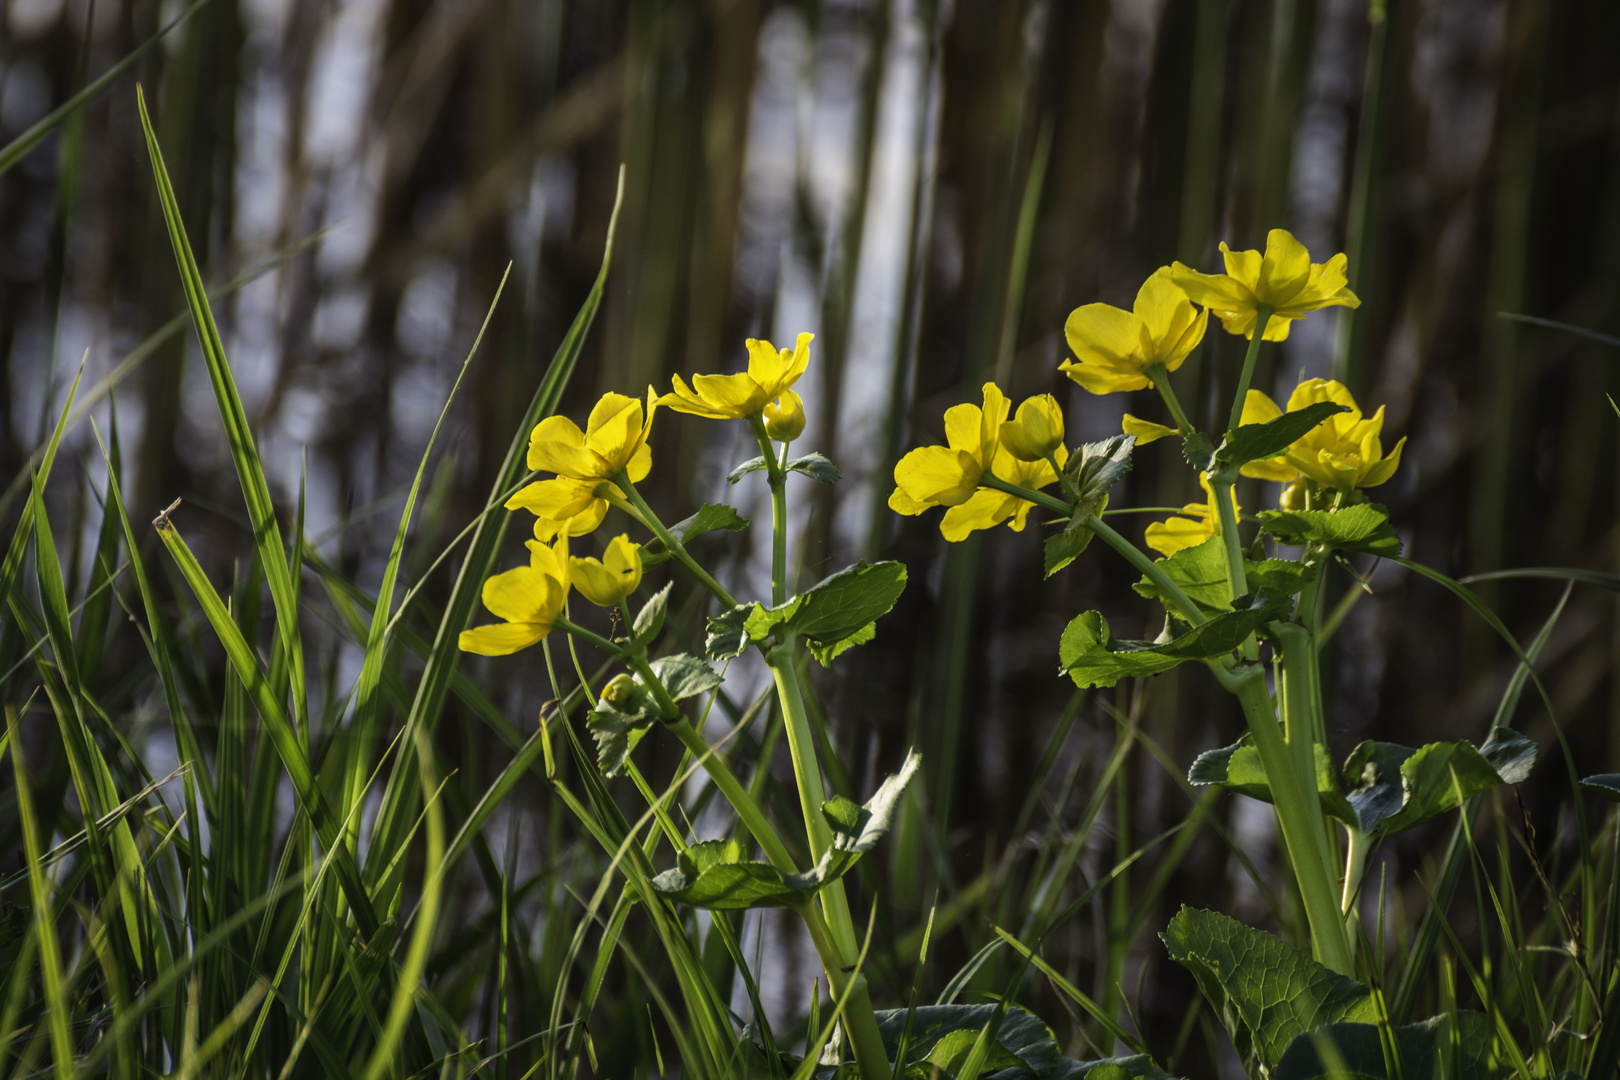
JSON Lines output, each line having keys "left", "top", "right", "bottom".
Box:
{"left": 747, "top": 415, "right": 790, "bottom": 605}
{"left": 1274, "top": 622, "right": 1337, "bottom": 877}
{"left": 1229, "top": 303, "right": 1275, "bottom": 433}
{"left": 797, "top": 902, "right": 889, "bottom": 1078}
{"left": 613, "top": 473, "right": 739, "bottom": 608}
{"left": 1209, "top": 477, "right": 1257, "bottom": 660}
{"left": 1212, "top": 661, "right": 1352, "bottom": 975}
{"left": 1147, "top": 363, "right": 1195, "bottom": 436}
{"left": 768, "top": 643, "right": 860, "bottom": 958}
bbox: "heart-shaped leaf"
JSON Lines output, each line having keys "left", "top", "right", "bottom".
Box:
{"left": 1189, "top": 735, "right": 1355, "bottom": 826}
{"left": 1340, "top": 729, "right": 1537, "bottom": 837}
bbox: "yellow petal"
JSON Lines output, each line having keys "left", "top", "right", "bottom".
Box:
{"left": 584, "top": 394, "right": 645, "bottom": 472}
{"left": 459, "top": 622, "right": 548, "bottom": 656}
{"left": 894, "top": 445, "right": 982, "bottom": 507}
{"left": 1240, "top": 457, "right": 1300, "bottom": 483}
{"left": 888, "top": 487, "right": 931, "bottom": 516}
{"left": 763, "top": 390, "right": 806, "bottom": 441}
{"left": 1064, "top": 302, "right": 1146, "bottom": 370}
{"left": 942, "top": 402, "right": 986, "bottom": 455}
{"left": 940, "top": 490, "right": 1016, "bottom": 542}
{"left": 1000, "top": 394, "right": 1064, "bottom": 461}
{"left": 1122, "top": 414, "right": 1178, "bottom": 445}
{"left": 571, "top": 536, "right": 641, "bottom": 607}
{"left": 482, "top": 565, "right": 552, "bottom": 624}
{"left": 1133, "top": 268, "right": 1198, "bottom": 354}
{"left": 978, "top": 383, "right": 1010, "bottom": 461}
{"left": 1059, "top": 359, "right": 1151, "bottom": 394}
{"left": 506, "top": 476, "right": 601, "bottom": 519}
{"left": 1145, "top": 514, "right": 1214, "bottom": 557}
{"left": 1170, "top": 260, "right": 1254, "bottom": 311}
{"left": 626, "top": 441, "right": 652, "bottom": 483}
{"left": 527, "top": 415, "right": 602, "bottom": 478}
{"left": 691, "top": 371, "right": 769, "bottom": 417}
{"left": 659, "top": 374, "right": 732, "bottom": 419}
{"left": 1239, "top": 389, "right": 1283, "bottom": 427}
{"left": 1360, "top": 436, "right": 1405, "bottom": 487}
{"left": 1219, "top": 243, "right": 1264, "bottom": 291}
{"left": 530, "top": 501, "right": 606, "bottom": 541}
{"left": 1256, "top": 229, "right": 1312, "bottom": 304}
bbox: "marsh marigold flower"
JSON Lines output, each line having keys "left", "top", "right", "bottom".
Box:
{"left": 889, "top": 383, "right": 1010, "bottom": 513}
{"left": 1145, "top": 477, "right": 1237, "bottom": 558}
{"left": 526, "top": 391, "right": 657, "bottom": 483}
{"left": 937, "top": 444, "right": 1066, "bottom": 542}
{"left": 506, "top": 476, "right": 615, "bottom": 540}
{"left": 1060, "top": 268, "right": 1208, "bottom": 394}
{"left": 661, "top": 333, "right": 813, "bottom": 420}
{"left": 1238, "top": 379, "right": 1404, "bottom": 491}
{"left": 570, "top": 534, "right": 643, "bottom": 607}
{"left": 1171, "top": 229, "right": 1359, "bottom": 342}
{"left": 459, "top": 533, "right": 571, "bottom": 656}
{"left": 999, "top": 394, "right": 1065, "bottom": 462}
{"left": 763, "top": 390, "right": 806, "bottom": 441}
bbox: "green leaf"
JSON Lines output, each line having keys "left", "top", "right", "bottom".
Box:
{"left": 1273, "top": 1011, "right": 1500, "bottom": 1080}
{"left": 727, "top": 456, "right": 767, "bottom": 483}
{"left": 1181, "top": 432, "right": 1216, "bottom": 472}
{"left": 1580, "top": 774, "right": 1620, "bottom": 802}
{"left": 1256, "top": 504, "right": 1401, "bottom": 557}
{"left": 705, "top": 605, "right": 752, "bottom": 661}
{"left": 1213, "top": 402, "right": 1348, "bottom": 473}
{"left": 1064, "top": 435, "right": 1135, "bottom": 518}
{"left": 1044, "top": 526, "right": 1094, "bottom": 578}
{"left": 786, "top": 452, "right": 841, "bottom": 484}
{"left": 806, "top": 621, "right": 874, "bottom": 665}
{"left": 1132, "top": 536, "right": 1230, "bottom": 614}
{"left": 652, "top": 750, "right": 920, "bottom": 910}
{"left": 631, "top": 583, "right": 671, "bottom": 643}
{"left": 672, "top": 504, "right": 751, "bottom": 543}
{"left": 1189, "top": 735, "right": 1355, "bottom": 827}
{"left": 1341, "top": 730, "right": 1537, "bottom": 837}
{"left": 737, "top": 560, "right": 908, "bottom": 661}
{"left": 871, "top": 1004, "right": 1176, "bottom": 1080}
{"left": 1060, "top": 591, "right": 1291, "bottom": 688}
{"left": 1161, "top": 907, "right": 1378, "bottom": 1073}
{"left": 648, "top": 653, "right": 722, "bottom": 701}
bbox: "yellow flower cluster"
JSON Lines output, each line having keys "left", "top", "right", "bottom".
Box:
{"left": 1239, "top": 379, "right": 1405, "bottom": 493}
{"left": 465, "top": 332, "right": 822, "bottom": 656}
{"left": 888, "top": 384, "right": 1067, "bottom": 541}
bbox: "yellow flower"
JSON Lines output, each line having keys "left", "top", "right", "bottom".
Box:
{"left": 570, "top": 534, "right": 642, "bottom": 607}
{"left": 763, "top": 390, "right": 806, "bottom": 441}
{"left": 999, "top": 394, "right": 1065, "bottom": 462}
{"left": 506, "top": 476, "right": 618, "bottom": 540}
{"left": 1145, "top": 477, "right": 1236, "bottom": 557}
{"left": 938, "top": 445, "right": 1066, "bottom": 542}
{"left": 527, "top": 391, "right": 657, "bottom": 482}
{"left": 889, "top": 383, "right": 1010, "bottom": 513}
{"left": 1171, "top": 229, "right": 1359, "bottom": 341}
{"left": 1238, "top": 379, "right": 1405, "bottom": 490}
{"left": 1121, "top": 414, "right": 1178, "bottom": 445}
{"left": 459, "top": 533, "right": 571, "bottom": 656}
{"left": 1060, "top": 267, "right": 1208, "bottom": 394}
{"left": 661, "top": 333, "right": 813, "bottom": 420}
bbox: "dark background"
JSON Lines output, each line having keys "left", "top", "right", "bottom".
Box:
{"left": 4, "top": 0, "right": 1619, "bottom": 1067}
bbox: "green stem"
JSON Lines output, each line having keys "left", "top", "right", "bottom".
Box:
{"left": 978, "top": 472, "right": 1072, "bottom": 517}
{"left": 747, "top": 415, "right": 789, "bottom": 605}
{"left": 1209, "top": 476, "right": 1257, "bottom": 660}
{"left": 768, "top": 643, "right": 860, "bottom": 958}
{"left": 553, "top": 616, "right": 621, "bottom": 658}
{"left": 1229, "top": 302, "right": 1274, "bottom": 433}
{"left": 1085, "top": 513, "right": 1208, "bottom": 628}
{"left": 1341, "top": 824, "right": 1369, "bottom": 922}
{"left": 1147, "top": 363, "right": 1195, "bottom": 436}
{"left": 1212, "top": 659, "right": 1351, "bottom": 975}
{"left": 613, "top": 473, "right": 739, "bottom": 608}
{"left": 797, "top": 902, "right": 889, "bottom": 1079}
{"left": 1045, "top": 451, "right": 1081, "bottom": 505}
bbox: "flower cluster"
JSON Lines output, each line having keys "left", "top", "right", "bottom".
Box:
{"left": 463, "top": 334, "right": 818, "bottom": 656}
{"left": 888, "top": 228, "right": 1399, "bottom": 554}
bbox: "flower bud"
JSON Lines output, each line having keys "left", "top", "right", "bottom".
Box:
{"left": 763, "top": 390, "right": 806, "bottom": 442}
{"left": 602, "top": 673, "right": 643, "bottom": 711}
{"left": 1279, "top": 478, "right": 1310, "bottom": 513}
{"left": 999, "top": 395, "right": 1065, "bottom": 462}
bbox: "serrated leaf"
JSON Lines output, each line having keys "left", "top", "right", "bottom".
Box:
{"left": 1212, "top": 402, "right": 1348, "bottom": 473}
{"left": 1132, "top": 536, "right": 1230, "bottom": 612}
{"left": 727, "top": 457, "right": 767, "bottom": 483}
{"left": 1580, "top": 774, "right": 1620, "bottom": 802}
{"left": 1064, "top": 435, "right": 1135, "bottom": 518}
{"left": 1245, "top": 557, "right": 1319, "bottom": 597}
{"left": 786, "top": 452, "right": 841, "bottom": 484}
{"left": 1188, "top": 735, "right": 1356, "bottom": 826}
{"left": 587, "top": 704, "right": 654, "bottom": 777}
{"left": 1341, "top": 730, "right": 1537, "bottom": 837}
{"left": 1256, "top": 504, "right": 1401, "bottom": 557}
{"left": 674, "top": 503, "right": 750, "bottom": 542}
{"left": 705, "top": 606, "right": 752, "bottom": 661}
{"left": 1044, "top": 526, "right": 1093, "bottom": 578}
{"left": 631, "top": 583, "right": 671, "bottom": 642}
{"left": 648, "top": 653, "right": 722, "bottom": 701}
{"left": 806, "top": 621, "right": 874, "bottom": 665}
{"left": 738, "top": 561, "right": 907, "bottom": 660}
{"left": 1273, "top": 1011, "right": 1500, "bottom": 1080}
{"left": 652, "top": 751, "right": 920, "bottom": 910}
{"left": 1181, "top": 432, "right": 1215, "bottom": 472}
{"left": 1161, "top": 907, "right": 1377, "bottom": 1073}
{"left": 1060, "top": 591, "right": 1290, "bottom": 688}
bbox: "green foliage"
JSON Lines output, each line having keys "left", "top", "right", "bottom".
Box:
{"left": 643, "top": 505, "right": 751, "bottom": 567}
{"left": 1133, "top": 536, "right": 1319, "bottom": 615}
{"left": 1272, "top": 1013, "right": 1502, "bottom": 1080}
{"left": 1342, "top": 729, "right": 1537, "bottom": 837}
{"left": 706, "top": 560, "right": 907, "bottom": 663}
{"left": 1255, "top": 503, "right": 1402, "bottom": 557}
{"left": 1059, "top": 590, "right": 1291, "bottom": 688}
{"left": 786, "top": 452, "right": 842, "bottom": 484}
{"left": 1189, "top": 736, "right": 1356, "bottom": 826}
{"left": 1162, "top": 908, "right": 1378, "bottom": 1073}
{"left": 872, "top": 1005, "right": 1176, "bottom": 1080}
{"left": 1207, "top": 402, "right": 1349, "bottom": 475}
